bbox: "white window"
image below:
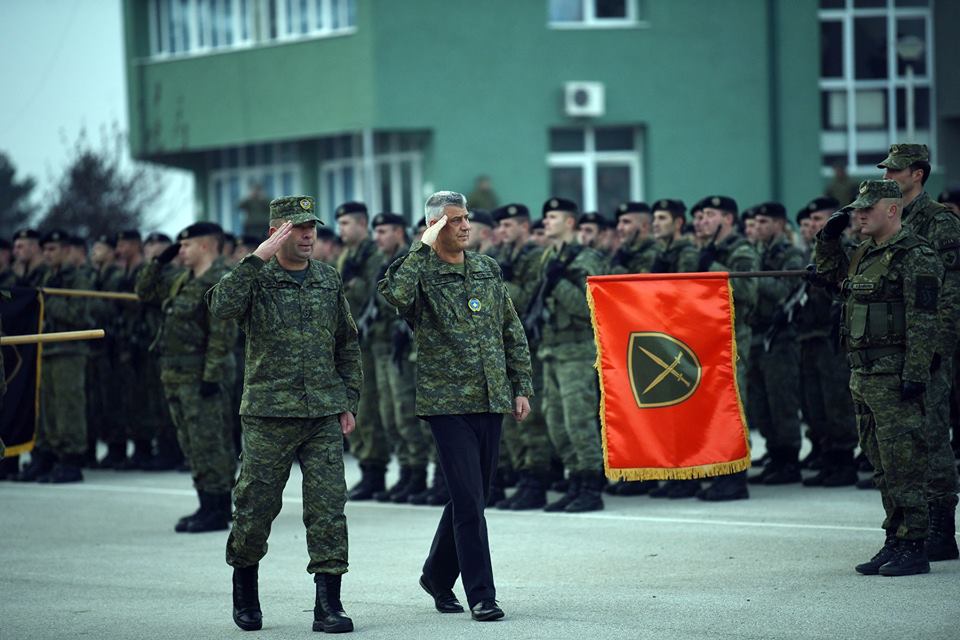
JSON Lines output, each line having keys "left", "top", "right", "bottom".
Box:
{"left": 208, "top": 142, "right": 300, "bottom": 232}
{"left": 149, "top": 0, "right": 254, "bottom": 57}
{"left": 818, "top": 0, "right": 935, "bottom": 173}
{"left": 547, "top": 126, "right": 643, "bottom": 214}
{"left": 263, "top": 0, "right": 357, "bottom": 42}
{"left": 548, "top": 0, "right": 646, "bottom": 28}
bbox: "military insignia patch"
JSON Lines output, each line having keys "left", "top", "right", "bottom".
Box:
{"left": 300, "top": 199, "right": 312, "bottom": 211}
{"left": 508, "top": 206, "right": 517, "bottom": 215}
{"left": 468, "top": 298, "right": 481, "bottom": 312}
{"left": 711, "top": 197, "right": 721, "bottom": 207}
{"left": 549, "top": 199, "right": 559, "bottom": 210}
{"left": 915, "top": 275, "right": 939, "bottom": 311}
{"left": 627, "top": 332, "right": 702, "bottom": 408}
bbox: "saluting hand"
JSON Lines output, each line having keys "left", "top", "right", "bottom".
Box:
{"left": 513, "top": 396, "right": 531, "bottom": 422}
{"left": 253, "top": 221, "right": 294, "bottom": 262}
{"left": 420, "top": 215, "right": 447, "bottom": 247}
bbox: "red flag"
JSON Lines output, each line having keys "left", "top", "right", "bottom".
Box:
{"left": 587, "top": 273, "right": 750, "bottom": 481}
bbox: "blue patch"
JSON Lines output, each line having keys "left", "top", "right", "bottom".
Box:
{"left": 468, "top": 298, "right": 482, "bottom": 312}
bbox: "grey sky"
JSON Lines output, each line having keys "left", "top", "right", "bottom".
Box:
{"left": 0, "top": 0, "right": 193, "bottom": 236}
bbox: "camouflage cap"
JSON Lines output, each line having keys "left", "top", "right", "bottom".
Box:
{"left": 270, "top": 196, "right": 323, "bottom": 225}
{"left": 877, "top": 143, "right": 929, "bottom": 170}
{"left": 842, "top": 180, "right": 903, "bottom": 211}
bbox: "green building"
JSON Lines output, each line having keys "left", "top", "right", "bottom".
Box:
{"left": 122, "top": 0, "right": 958, "bottom": 230}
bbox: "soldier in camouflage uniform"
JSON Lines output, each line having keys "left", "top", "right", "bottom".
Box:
{"left": 533, "top": 197, "right": 607, "bottom": 513}
{"left": 879, "top": 144, "right": 960, "bottom": 562}
{"left": 335, "top": 202, "right": 388, "bottom": 501}
{"left": 815, "top": 179, "right": 941, "bottom": 576}
{"left": 577, "top": 212, "right": 615, "bottom": 260}
{"left": 11, "top": 229, "right": 48, "bottom": 288}
{"left": 794, "top": 197, "right": 859, "bottom": 487}
{"left": 207, "top": 196, "right": 361, "bottom": 633}
{"left": 609, "top": 202, "right": 662, "bottom": 275}
{"left": 691, "top": 196, "right": 759, "bottom": 501}
{"left": 32, "top": 230, "right": 94, "bottom": 483}
{"left": 744, "top": 202, "right": 806, "bottom": 486}
{"left": 490, "top": 203, "right": 553, "bottom": 511}
{"left": 379, "top": 191, "right": 532, "bottom": 621}
{"left": 137, "top": 222, "right": 238, "bottom": 533}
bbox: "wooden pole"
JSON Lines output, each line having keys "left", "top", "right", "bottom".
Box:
{"left": 0, "top": 329, "right": 106, "bottom": 346}
{"left": 728, "top": 270, "right": 808, "bottom": 278}
{"left": 41, "top": 288, "right": 139, "bottom": 302}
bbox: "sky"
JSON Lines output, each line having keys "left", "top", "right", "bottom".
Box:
{"left": 0, "top": 0, "right": 194, "bottom": 236}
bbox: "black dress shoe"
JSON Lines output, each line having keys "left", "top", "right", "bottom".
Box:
{"left": 471, "top": 600, "right": 504, "bottom": 622}
{"left": 419, "top": 575, "right": 464, "bottom": 613}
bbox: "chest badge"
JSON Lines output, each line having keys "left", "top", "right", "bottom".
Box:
{"left": 468, "top": 298, "right": 482, "bottom": 312}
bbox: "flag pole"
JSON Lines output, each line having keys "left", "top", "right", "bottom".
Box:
{"left": 727, "top": 270, "right": 808, "bottom": 278}
{"left": 0, "top": 329, "right": 106, "bottom": 346}
{"left": 40, "top": 288, "right": 139, "bottom": 302}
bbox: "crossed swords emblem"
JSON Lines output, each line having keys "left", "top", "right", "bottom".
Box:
{"left": 638, "top": 346, "right": 692, "bottom": 395}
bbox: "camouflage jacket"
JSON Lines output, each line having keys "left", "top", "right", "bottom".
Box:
{"left": 815, "top": 226, "right": 943, "bottom": 383}
{"left": 40, "top": 265, "right": 95, "bottom": 356}
{"left": 651, "top": 237, "right": 699, "bottom": 274}
{"left": 378, "top": 241, "right": 533, "bottom": 417}
{"left": 366, "top": 246, "right": 408, "bottom": 344}
{"left": 539, "top": 242, "right": 605, "bottom": 359}
{"left": 703, "top": 232, "right": 759, "bottom": 332}
{"left": 137, "top": 257, "right": 237, "bottom": 385}
{"left": 206, "top": 255, "right": 362, "bottom": 418}
{"left": 609, "top": 236, "right": 661, "bottom": 275}
{"left": 902, "top": 190, "right": 960, "bottom": 347}
{"left": 337, "top": 238, "right": 384, "bottom": 335}
{"left": 88, "top": 263, "right": 124, "bottom": 355}
{"left": 501, "top": 241, "right": 544, "bottom": 317}
{"left": 115, "top": 262, "right": 168, "bottom": 359}
{"left": 752, "top": 235, "right": 807, "bottom": 330}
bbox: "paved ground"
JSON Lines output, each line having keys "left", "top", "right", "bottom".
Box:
{"left": 1, "top": 457, "right": 958, "bottom": 640}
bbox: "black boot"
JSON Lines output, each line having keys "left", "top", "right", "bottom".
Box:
{"left": 855, "top": 533, "right": 898, "bottom": 575}
{"left": 565, "top": 471, "right": 605, "bottom": 513}
{"left": 175, "top": 490, "right": 204, "bottom": 533}
{"left": 425, "top": 473, "right": 450, "bottom": 506}
{"left": 232, "top": 564, "right": 262, "bottom": 631}
{"left": 186, "top": 491, "right": 231, "bottom": 533}
{"left": 800, "top": 441, "right": 822, "bottom": 470}
{"left": 142, "top": 436, "right": 184, "bottom": 471}
{"left": 761, "top": 448, "right": 802, "bottom": 485}
{"left": 486, "top": 469, "right": 508, "bottom": 507}
{"left": 509, "top": 475, "right": 547, "bottom": 510}
{"left": 697, "top": 472, "right": 749, "bottom": 501}
{"left": 347, "top": 464, "right": 385, "bottom": 501}
{"left": 374, "top": 467, "right": 411, "bottom": 502}
{"left": 97, "top": 442, "right": 128, "bottom": 469}
{"left": 879, "top": 539, "right": 930, "bottom": 576}
{"left": 116, "top": 439, "right": 153, "bottom": 471}
{"left": 313, "top": 573, "right": 354, "bottom": 633}
{"left": 410, "top": 470, "right": 446, "bottom": 506}
{"left": 14, "top": 449, "right": 55, "bottom": 482}
{"left": 666, "top": 479, "right": 700, "bottom": 499}
{"left": 391, "top": 467, "right": 427, "bottom": 503}
{"left": 649, "top": 479, "right": 680, "bottom": 498}
{"left": 856, "top": 476, "right": 878, "bottom": 490}
{"left": 617, "top": 480, "right": 658, "bottom": 496}
{"left": 0, "top": 455, "right": 21, "bottom": 480}
{"left": 37, "top": 456, "right": 84, "bottom": 484}
{"left": 819, "top": 451, "right": 858, "bottom": 487}
{"left": 496, "top": 474, "right": 529, "bottom": 509}
{"left": 544, "top": 474, "right": 580, "bottom": 512}
{"left": 925, "top": 503, "right": 959, "bottom": 562}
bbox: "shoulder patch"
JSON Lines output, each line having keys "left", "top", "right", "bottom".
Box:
{"left": 915, "top": 274, "right": 939, "bottom": 312}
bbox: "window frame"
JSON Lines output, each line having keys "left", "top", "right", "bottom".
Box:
{"left": 547, "top": 126, "right": 644, "bottom": 212}
{"left": 547, "top": 0, "right": 649, "bottom": 29}
{"left": 207, "top": 142, "right": 301, "bottom": 232}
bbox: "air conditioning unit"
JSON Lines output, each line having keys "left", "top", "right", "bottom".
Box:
{"left": 564, "top": 82, "right": 605, "bottom": 117}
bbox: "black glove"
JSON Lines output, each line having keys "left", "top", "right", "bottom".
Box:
{"left": 157, "top": 243, "right": 181, "bottom": 264}
{"left": 804, "top": 263, "right": 831, "bottom": 288}
{"left": 697, "top": 244, "right": 718, "bottom": 272}
{"left": 200, "top": 381, "right": 220, "bottom": 398}
{"left": 650, "top": 254, "right": 670, "bottom": 274}
{"left": 821, "top": 210, "right": 850, "bottom": 240}
{"left": 544, "top": 259, "right": 565, "bottom": 286}
{"left": 900, "top": 380, "right": 926, "bottom": 402}
{"left": 499, "top": 261, "right": 514, "bottom": 282}
{"left": 391, "top": 324, "right": 411, "bottom": 368}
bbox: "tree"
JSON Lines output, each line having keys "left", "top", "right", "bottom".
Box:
{"left": 0, "top": 152, "right": 37, "bottom": 238}
{"left": 39, "top": 124, "right": 165, "bottom": 239}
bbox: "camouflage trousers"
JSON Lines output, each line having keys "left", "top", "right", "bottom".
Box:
{"left": 162, "top": 375, "right": 237, "bottom": 493}
{"left": 349, "top": 345, "right": 389, "bottom": 467}
{"left": 227, "top": 414, "right": 348, "bottom": 575}
{"left": 85, "top": 350, "right": 121, "bottom": 447}
{"left": 746, "top": 336, "right": 801, "bottom": 452}
{"left": 924, "top": 355, "right": 959, "bottom": 508}
{"left": 38, "top": 354, "right": 87, "bottom": 457}
{"left": 541, "top": 355, "right": 602, "bottom": 474}
{"left": 501, "top": 353, "right": 551, "bottom": 475}
{"left": 799, "top": 337, "right": 857, "bottom": 453}
{"left": 850, "top": 370, "right": 928, "bottom": 540}
{"left": 372, "top": 343, "right": 432, "bottom": 469}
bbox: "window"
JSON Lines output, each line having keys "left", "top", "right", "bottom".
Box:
{"left": 148, "top": 0, "right": 355, "bottom": 59}
{"left": 547, "top": 126, "right": 643, "bottom": 214}
{"left": 207, "top": 142, "right": 300, "bottom": 232}
{"left": 548, "top": 0, "right": 646, "bottom": 27}
{"left": 818, "top": 0, "right": 934, "bottom": 173}
{"left": 318, "top": 132, "right": 425, "bottom": 225}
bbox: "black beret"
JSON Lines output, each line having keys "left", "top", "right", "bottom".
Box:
{"left": 755, "top": 202, "right": 787, "bottom": 219}
{"left": 0, "top": 238, "right": 11, "bottom": 250}
{"left": 803, "top": 196, "right": 840, "bottom": 214}
{"left": 40, "top": 229, "right": 70, "bottom": 245}
{"left": 937, "top": 189, "right": 960, "bottom": 206}
{"left": 577, "top": 212, "right": 610, "bottom": 229}
{"left": 117, "top": 230, "right": 142, "bottom": 242}
{"left": 177, "top": 222, "right": 223, "bottom": 241}
{"left": 372, "top": 212, "right": 406, "bottom": 228}
{"left": 651, "top": 198, "right": 687, "bottom": 219}
{"left": 144, "top": 232, "right": 173, "bottom": 244}
{"left": 741, "top": 206, "right": 758, "bottom": 220}
{"left": 796, "top": 208, "right": 811, "bottom": 223}
{"left": 615, "top": 201, "right": 651, "bottom": 219}
{"left": 68, "top": 235, "right": 87, "bottom": 247}
{"left": 335, "top": 201, "right": 368, "bottom": 218}
{"left": 239, "top": 234, "right": 262, "bottom": 247}
{"left": 531, "top": 219, "right": 545, "bottom": 231}
{"left": 316, "top": 227, "right": 337, "bottom": 240}
{"left": 14, "top": 229, "right": 40, "bottom": 240}
{"left": 93, "top": 233, "right": 116, "bottom": 248}
{"left": 221, "top": 232, "right": 237, "bottom": 244}
{"left": 492, "top": 203, "right": 530, "bottom": 222}
{"left": 467, "top": 209, "right": 495, "bottom": 227}
{"left": 693, "top": 195, "right": 738, "bottom": 215}
{"left": 542, "top": 197, "right": 579, "bottom": 216}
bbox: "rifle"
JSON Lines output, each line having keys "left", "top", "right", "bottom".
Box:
{"left": 762, "top": 281, "right": 809, "bottom": 353}
{"left": 522, "top": 245, "right": 582, "bottom": 346}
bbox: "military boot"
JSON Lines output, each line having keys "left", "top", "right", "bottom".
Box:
{"left": 819, "top": 451, "right": 858, "bottom": 487}
{"left": 666, "top": 479, "right": 700, "bottom": 498}
{"left": 800, "top": 442, "right": 822, "bottom": 470}
{"left": 115, "top": 439, "right": 153, "bottom": 471}
{"left": 97, "top": 442, "right": 128, "bottom": 469}
{"left": 37, "top": 456, "right": 84, "bottom": 484}
{"left": 509, "top": 475, "right": 547, "bottom": 510}
{"left": 391, "top": 467, "right": 427, "bottom": 503}
{"left": 617, "top": 480, "right": 658, "bottom": 496}
{"left": 374, "top": 467, "right": 411, "bottom": 502}
{"left": 232, "top": 564, "right": 262, "bottom": 631}
{"left": 855, "top": 533, "right": 898, "bottom": 575}
{"left": 175, "top": 490, "right": 204, "bottom": 533}
{"left": 313, "top": 573, "right": 354, "bottom": 633}
{"left": 495, "top": 474, "right": 528, "bottom": 509}
{"left": 426, "top": 474, "right": 451, "bottom": 506}
{"left": 649, "top": 479, "right": 681, "bottom": 498}
{"left": 565, "top": 472, "right": 605, "bottom": 513}
{"left": 697, "top": 472, "right": 749, "bottom": 501}
{"left": 486, "top": 469, "right": 508, "bottom": 507}
{"left": 186, "top": 492, "right": 231, "bottom": 533}
{"left": 544, "top": 474, "right": 581, "bottom": 512}
{"left": 410, "top": 471, "right": 446, "bottom": 506}
{"left": 347, "top": 464, "right": 385, "bottom": 501}
{"left": 879, "top": 539, "right": 930, "bottom": 576}
{"left": 925, "top": 503, "right": 959, "bottom": 562}
{"left": 0, "top": 455, "right": 19, "bottom": 481}
{"left": 856, "top": 476, "right": 878, "bottom": 490}
{"left": 14, "top": 449, "right": 55, "bottom": 482}
{"left": 760, "top": 448, "right": 802, "bottom": 485}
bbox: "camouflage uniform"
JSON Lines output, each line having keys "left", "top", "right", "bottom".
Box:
{"left": 650, "top": 237, "right": 699, "bottom": 274}
{"left": 207, "top": 208, "right": 361, "bottom": 575}
{"left": 608, "top": 237, "right": 661, "bottom": 275}
{"left": 86, "top": 262, "right": 124, "bottom": 459}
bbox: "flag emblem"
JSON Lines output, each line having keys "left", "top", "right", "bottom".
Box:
{"left": 628, "top": 332, "right": 701, "bottom": 408}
